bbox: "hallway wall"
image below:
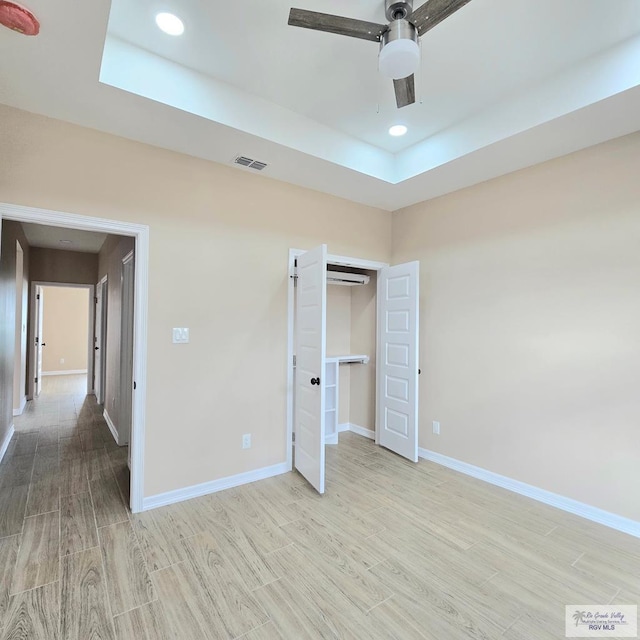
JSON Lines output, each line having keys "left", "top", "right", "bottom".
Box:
{"left": 0, "top": 221, "right": 30, "bottom": 452}
{"left": 98, "top": 234, "right": 135, "bottom": 441}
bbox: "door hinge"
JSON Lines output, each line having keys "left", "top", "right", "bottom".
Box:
{"left": 293, "top": 355, "right": 296, "bottom": 367}
{"left": 36, "top": 294, "right": 40, "bottom": 300}
{"left": 94, "top": 296, "right": 98, "bottom": 304}
{"left": 133, "top": 381, "right": 137, "bottom": 390}
{"left": 34, "top": 377, "right": 38, "bottom": 384}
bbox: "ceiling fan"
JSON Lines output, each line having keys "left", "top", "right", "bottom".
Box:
{"left": 288, "top": 0, "right": 472, "bottom": 109}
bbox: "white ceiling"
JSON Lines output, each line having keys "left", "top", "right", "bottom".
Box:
{"left": 1, "top": 0, "right": 640, "bottom": 210}
{"left": 22, "top": 223, "right": 107, "bottom": 253}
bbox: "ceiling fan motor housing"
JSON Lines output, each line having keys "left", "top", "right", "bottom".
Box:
{"left": 385, "top": 0, "right": 413, "bottom": 22}
{"left": 379, "top": 18, "right": 419, "bottom": 80}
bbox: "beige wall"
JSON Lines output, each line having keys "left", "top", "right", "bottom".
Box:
{"left": 41, "top": 286, "right": 89, "bottom": 373}
{"left": 393, "top": 132, "right": 640, "bottom": 521}
{"left": 30, "top": 247, "right": 98, "bottom": 285}
{"left": 327, "top": 285, "right": 351, "bottom": 425}
{"left": 98, "top": 234, "right": 135, "bottom": 439}
{"left": 0, "top": 104, "right": 392, "bottom": 496}
{"left": 0, "top": 220, "right": 30, "bottom": 445}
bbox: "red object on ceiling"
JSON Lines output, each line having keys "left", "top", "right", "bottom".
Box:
{"left": 0, "top": 1, "right": 39, "bottom": 35}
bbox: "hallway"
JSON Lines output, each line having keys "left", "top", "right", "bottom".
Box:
{"left": 0, "top": 374, "right": 131, "bottom": 636}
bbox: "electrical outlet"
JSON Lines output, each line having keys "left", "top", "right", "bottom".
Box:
{"left": 60, "top": 358, "right": 65, "bottom": 364}
{"left": 242, "top": 433, "right": 251, "bottom": 449}
{"left": 432, "top": 421, "right": 440, "bottom": 435}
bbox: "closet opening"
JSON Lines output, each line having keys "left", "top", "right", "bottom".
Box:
{"left": 287, "top": 245, "right": 420, "bottom": 495}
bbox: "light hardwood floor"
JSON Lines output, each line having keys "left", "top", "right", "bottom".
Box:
{"left": 0, "top": 375, "right": 638, "bottom": 639}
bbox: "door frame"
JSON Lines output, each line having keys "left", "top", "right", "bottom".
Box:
{"left": 0, "top": 202, "right": 149, "bottom": 514}
{"left": 29, "top": 282, "right": 95, "bottom": 397}
{"left": 286, "top": 248, "right": 388, "bottom": 471}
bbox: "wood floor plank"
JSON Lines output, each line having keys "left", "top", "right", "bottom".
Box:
{"left": 0, "top": 535, "right": 20, "bottom": 620}
{"left": 252, "top": 577, "right": 339, "bottom": 640}
{"left": 59, "top": 457, "right": 89, "bottom": 496}
{"left": 113, "top": 601, "right": 173, "bottom": 640}
{"left": 130, "top": 509, "right": 186, "bottom": 573}
{"left": 152, "top": 562, "right": 229, "bottom": 640}
{"left": 0, "top": 454, "right": 34, "bottom": 489}
{"left": 99, "top": 520, "right": 156, "bottom": 616}
{"left": 86, "top": 447, "right": 113, "bottom": 481}
{"left": 61, "top": 546, "right": 115, "bottom": 640}
{"left": 181, "top": 531, "right": 269, "bottom": 638}
{"left": 10, "top": 511, "right": 59, "bottom": 595}
{"left": 25, "top": 479, "right": 60, "bottom": 517}
{"left": 90, "top": 476, "right": 128, "bottom": 528}
{"left": 60, "top": 492, "right": 98, "bottom": 556}
{"left": 0, "top": 582, "right": 59, "bottom": 640}
{"left": 239, "top": 621, "right": 286, "bottom": 640}
{"left": 0, "top": 486, "right": 29, "bottom": 538}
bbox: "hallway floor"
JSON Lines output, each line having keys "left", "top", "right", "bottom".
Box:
{"left": 0, "top": 375, "right": 638, "bottom": 639}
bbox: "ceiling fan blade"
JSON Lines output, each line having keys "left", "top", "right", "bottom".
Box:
{"left": 393, "top": 75, "right": 415, "bottom": 109}
{"left": 410, "top": 0, "right": 472, "bottom": 37}
{"left": 288, "top": 8, "right": 387, "bottom": 42}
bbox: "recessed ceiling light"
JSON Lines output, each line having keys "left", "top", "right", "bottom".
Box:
{"left": 389, "top": 124, "right": 408, "bottom": 137}
{"left": 155, "top": 12, "right": 184, "bottom": 36}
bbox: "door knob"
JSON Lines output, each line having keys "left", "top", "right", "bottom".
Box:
{"left": 310, "top": 377, "right": 320, "bottom": 385}
{"left": 95, "top": 346, "right": 99, "bottom": 351}
{"left": 42, "top": 343, "right": 46, "bottom": 347}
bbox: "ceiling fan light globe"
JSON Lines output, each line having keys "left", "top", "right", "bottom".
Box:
{"left": 378, "top": 38, "right": 419, "bottom": 80}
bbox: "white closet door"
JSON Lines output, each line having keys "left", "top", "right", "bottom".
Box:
{"left": 295, "top": 244, "right": 327, "bottom": 494}
{"left": 377, "top": 261, "right": 419, "bottom": 462}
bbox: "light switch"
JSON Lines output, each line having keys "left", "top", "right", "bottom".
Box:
{"left": 172, "top": 328, "right": 190, "bottom": 344}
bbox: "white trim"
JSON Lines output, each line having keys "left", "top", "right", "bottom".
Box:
{"left": 0, "top": 202, "right": 149, "bottom": 514}
{"left": 418, "top": 448, "right": 640, "bottom": 539}
{"left": 42, "top": 369, "right": 88, "bottom": 376}
{"left": 142, "top": 462, "right": 289, "bottom": 511}
{"left": 0, "top": 425, "right": 15, "bottom": 463}
{"left": 325, "top": 433, "right": 338, "bottom": 445}
{"left": 103, "top": 409, "right": 120, "bottom": 446}
{"left": 338, "top": 423, "right": 351, "bottom": 433}
{"left": 13, "top": 396, "right": 27, "bottom": 417}
{"left": 349, "top": 423, "right": 375, "bottom": 440}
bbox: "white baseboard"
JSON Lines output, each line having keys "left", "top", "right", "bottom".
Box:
{"left": 348, "top": 423, "right": 375, "bottom": 440}
{"left": 142, "top": 462, "right": 289, "bottom": 511}
{"left": 103, "top": 409, "right": 120, "bottom": 446}
{"left": 338, "top": 423, "right": 351, "bottom": 433}
{"left": 42, "top": 369, "right": 88, "bottom": 376}
{"left": 13, "top": 396, "right": 27, "bottom": 417}
{"left": 418, "top": 448, "right": 640, "bottom": 539}
{"left": 325, "top": 433, "right": 338, "bottom": 445}
{"left": 0, "top": 425, "right": 15, "bottom": 463}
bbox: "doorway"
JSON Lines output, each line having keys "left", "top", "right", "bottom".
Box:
{"left": 0, "top": 202, "right": 149, "bottom": 513}
{"left": 94, "top": 276, "right": 108, "bottom": 404}
{"left": 287, "top": 245, "right": 420, "bottom": 494}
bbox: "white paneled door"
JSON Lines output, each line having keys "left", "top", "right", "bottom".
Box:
{"left": 377, "top": 262, "right": 419, "bottom": 462}
{"left": 294, "top": 244, "right": 327, "bottom": 493}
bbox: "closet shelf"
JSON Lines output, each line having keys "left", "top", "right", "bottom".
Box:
{"left": 325, "top": 354, "right": 369, "bottom": 365}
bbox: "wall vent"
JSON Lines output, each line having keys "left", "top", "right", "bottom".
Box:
{"left": 233, "top": 156, "right": 268, "bottom": 171}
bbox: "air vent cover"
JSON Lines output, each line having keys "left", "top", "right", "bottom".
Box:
{"left": 233, "top": 156, "right": 268, "bottom": 171}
